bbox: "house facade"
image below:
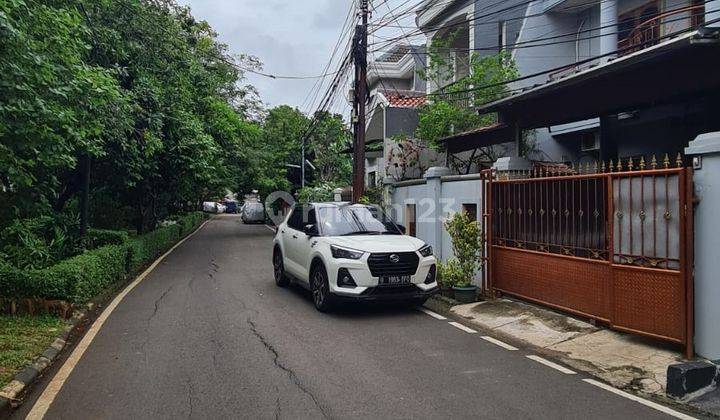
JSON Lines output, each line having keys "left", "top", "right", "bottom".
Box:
{"left": 417, "top": 0, "right": 718, "bottom": 164}
{"left": 364, "top": 44, "right": 441, "bottom": 185}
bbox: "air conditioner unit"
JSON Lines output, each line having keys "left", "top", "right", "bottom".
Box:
{"left": 580, "top": 132, "right": 600, "bottom": 152}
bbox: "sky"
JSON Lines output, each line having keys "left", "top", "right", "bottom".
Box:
{"left": 177, "top": 0, "right": 420, "bottom": 115}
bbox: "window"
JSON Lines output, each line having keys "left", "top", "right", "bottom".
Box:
{"left": 317, "top": 205, "right": 402, "bottom": 237}
{"left": 618, "top": 1, "right": 660, "bottom": 52}
{"left": 368, "top": 171, "right": 377, "bottom": 188}
{"left": 462, "top": 203, "right": 478, "bottom": 221}
{"left": 287, "top": 207, "right": 303, "bottom": 230}
{"left": 406, "top": 204, "right": 417, "bottom": 237}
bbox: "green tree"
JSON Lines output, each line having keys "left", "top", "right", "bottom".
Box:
{"left": 416, "top": 34, "right": 521, "bottom": 170}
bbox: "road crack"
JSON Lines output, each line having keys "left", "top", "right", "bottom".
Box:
{"left": 247, "top": 319, "right": 328, "bottom": 419}
{"left": 185, "top": 375, "right": 195, "bottom": 418}
{"left": 148, "top": 285, "right": 174, "bottom": 321}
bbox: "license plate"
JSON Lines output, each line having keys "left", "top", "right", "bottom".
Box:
{"left": 380, "top": 275, "right": 411, "bottom": 285}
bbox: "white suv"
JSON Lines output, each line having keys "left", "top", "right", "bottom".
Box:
{"left": 272, "top": 203, "right": 438, "bottom": 311}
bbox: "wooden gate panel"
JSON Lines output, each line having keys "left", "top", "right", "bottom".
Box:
{"left": 493, "top": 247, "right": 612, "bottom": 320}
{"left": 612, "top": 266, "right": 684, "bottom": 342}
{"left": 485, "top": 163, "right": 693, "bottom": 354}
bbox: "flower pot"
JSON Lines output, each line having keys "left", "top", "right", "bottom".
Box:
{"left": 452, "top": 285, "right": 478, "bottom": 304}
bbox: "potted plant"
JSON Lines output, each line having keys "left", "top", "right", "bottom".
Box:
{"left": 442, "top": 211, "right": 482, "bottom": 304}
{"left": 436, "top": 260, "right": 455, "bottom": 298}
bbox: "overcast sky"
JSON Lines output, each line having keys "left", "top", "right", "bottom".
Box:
{"left": 177, "top": 0, "right": 419, "bottom": 115}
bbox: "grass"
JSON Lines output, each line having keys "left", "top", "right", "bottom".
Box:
{"left": 0, "top": 315, "right": 65, "bottom": 388}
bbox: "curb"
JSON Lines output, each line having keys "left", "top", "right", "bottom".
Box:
{"left": 0, "top": 307, "right": 89, "bottom": 417}
{"left": 667, "top": 360, "right": 720, "bottom": 401}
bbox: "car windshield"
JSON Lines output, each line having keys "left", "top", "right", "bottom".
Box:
{"left": 318, "top": 205, "right": 402, "bottom": 236}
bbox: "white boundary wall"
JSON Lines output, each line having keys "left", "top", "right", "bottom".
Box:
{"left": 386, "top": 168, "right": 484, "bottom": 285}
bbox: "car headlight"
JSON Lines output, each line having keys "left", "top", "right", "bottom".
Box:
{"left": 330, "top": 245, "right": 365, "bottom": 260}
{"left": 418, "top": 244, "right": 433, "bottom": 257}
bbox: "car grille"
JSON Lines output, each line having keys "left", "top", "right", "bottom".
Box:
{"left": 367, "top": 252, "right": 419, "bottom": 277}
{"left": 362, "top": 284, "right": 419, "bottom": 296}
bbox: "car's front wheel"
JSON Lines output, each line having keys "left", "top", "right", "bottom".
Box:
{"left": 273, "top": 248, "right": 290, "bottom": 287}
{"left": 311, "top": 263, "right": 333, "bottom": 312}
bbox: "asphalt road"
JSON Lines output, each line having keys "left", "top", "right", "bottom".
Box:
{"left": 14, "top": 215, "right": 689, "bottom": 419}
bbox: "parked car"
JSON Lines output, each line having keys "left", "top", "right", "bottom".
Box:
{"left": 224, "top": 201, "right": 238, "bottom": 214}
{"left": 203, "top": 201, "right": 226, "bottom": 214}
{"left": 272, "top": 202, "right": 438, "bottom": 311}
{"left": 241, "top": 201, "right": 265, "bottom": 224}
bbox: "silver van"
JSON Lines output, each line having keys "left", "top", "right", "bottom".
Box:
{"left": 241, "top": 201, "right": 265, "bottom": 224}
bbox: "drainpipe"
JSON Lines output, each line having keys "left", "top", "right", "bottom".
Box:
{"left": 599, "top": 0, "right": 618, "bottom": 63}
{"left": 576, "top": 19, "right": 586, "bottom": 62}
{"left": 708, "top": 0, "right": 720, "bottom": 28}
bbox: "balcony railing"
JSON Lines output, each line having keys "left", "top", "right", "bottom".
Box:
{"left": 549, "top": 4, "right": 704, "bottom": 81}
{"left": 618, "top": 4, "right": 705, "bottom": 54}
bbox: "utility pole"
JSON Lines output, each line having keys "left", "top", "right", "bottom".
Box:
{"left": 352, "top": 0, "right": 369, "bottom": 202}
{"left": 301, "top": 139, "right": 306, "bottom": 188}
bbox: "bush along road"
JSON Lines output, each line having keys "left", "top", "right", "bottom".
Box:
{"left": 7, "top": 215, "right": 701, "bottom": 419}
{"left": 0, "top": 212, "right": 207, "bottom": 413}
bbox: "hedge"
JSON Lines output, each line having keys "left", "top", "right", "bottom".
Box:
{"left": 0, "top": 212, "right": 206, "bottom": 304}
{"left": 86, "top": 228, "right": 130, "bottom": 248}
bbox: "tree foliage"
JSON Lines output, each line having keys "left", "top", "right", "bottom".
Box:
{"left": 0, "top": 0, "right": 270, "bottom": 235}
{"left": 415, "top": 32, "right": 521, "bottom": 163}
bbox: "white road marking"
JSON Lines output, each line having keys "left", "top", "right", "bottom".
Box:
{"left": 480, "top": 336, "right": 519, "bottom": 351}
{"left": 583, "top": 379, "right": 697, "bottom": 420}
{"left": 418, "top": 308, "right": 447, "bottom": 320}
{"left": 526, "top": 355, "right": 576, "bottom": 374}
{"left": 264, "top": 224, "right": 276, "bottom": 233}
{"left": 448, "top": 321, "right": 477, "bottom": 334}
{"left": 25, "top": 220, "right": 211, "bottom": 420}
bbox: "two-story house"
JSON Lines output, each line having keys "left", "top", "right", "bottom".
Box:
{"left": 364, "top": 43, "right": 441, "bottom": 184}
{"left": 425, "top": 0, "right": 720, "bottom": 165}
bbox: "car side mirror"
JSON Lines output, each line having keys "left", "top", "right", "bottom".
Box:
{"left": 303, "top": 224, "right": 319, "bottom": 237}
{"left": 396, "top": 224, "right": 406, "bottom": 234}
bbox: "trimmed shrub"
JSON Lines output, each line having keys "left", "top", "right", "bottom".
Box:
{"left": 86, "top": 228, "right": 129, "bottom": 248}
{"left": 175, "top": 212, "right": 206, "bottom": 237}
{"left": 0, "top": 245, "right": 128, "bottom": 303}
{"left": 43, "top": 244, "right": 129, "bottom": 303}
{"left": 0, "top": 212, "right": 205, "bottom": 304}
{"left": 127, "top": 224, "right": 182, "bottom": 273}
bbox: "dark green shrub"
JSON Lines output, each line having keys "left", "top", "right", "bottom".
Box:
{"left": 0, "top": 212, "right": 205, "bottom": 303}
{"left": 0, "top": 245, "right": 128, "bottom": 303}
{"left": 126, "top": 224, "right": 182, "bottom": 273}
{"left": 86, "top": 229, "right": 129, "bottom": 248}
{"left": 175, "top": 212, "right": 205, "bottom": 237}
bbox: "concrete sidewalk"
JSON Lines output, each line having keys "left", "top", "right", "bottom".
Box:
{"left": 449, "top": 298, "right": 684, "bottom": 396}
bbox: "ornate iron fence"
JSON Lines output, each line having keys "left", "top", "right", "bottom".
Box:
{"left": 483, "top": 153, "right": 694, "bottom": 356}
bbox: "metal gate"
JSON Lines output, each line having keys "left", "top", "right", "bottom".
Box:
{"left": 482, "top": 157, "right": 694, "bottom": 356}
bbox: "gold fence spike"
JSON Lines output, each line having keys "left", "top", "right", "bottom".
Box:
{"left": 593, "top": 161, "right": 599, "bottom": 174}
{"left": 608, "top": 159, "right": 614, "bottom": 172}
{"left": 627, "top": 157, "right": 634, "bottom": 171}
{"left": 617, "top": 159, "right": 623, "bottom": 172}
{"left": 676, "top": 152, "right": 683, "bottom": 168}
{"left": 601, "top": 160, "right": 606, "bottom": 173}
{"left": 639, "top": 156, "right": 646, "bottom": 170}
{"left": 650, "top": 154, "right": 658, "bottom": 169}
{"left": 663, "top": 153, "right": 670, "bottom": 169}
